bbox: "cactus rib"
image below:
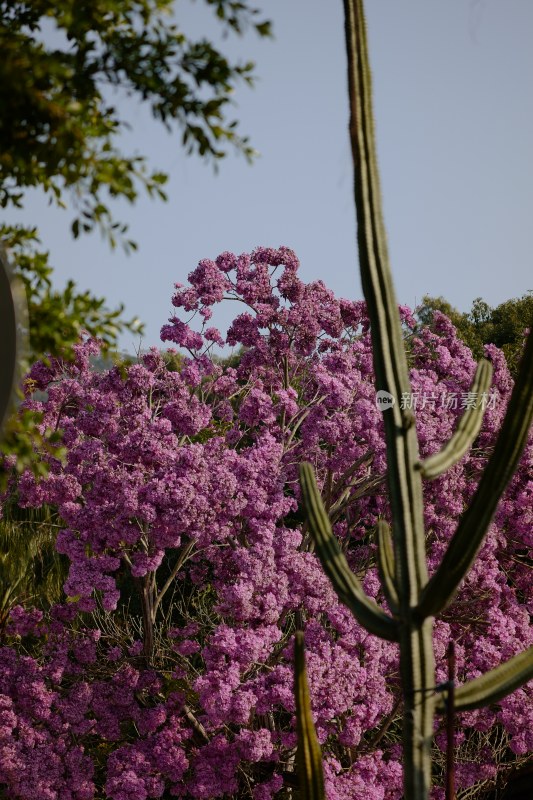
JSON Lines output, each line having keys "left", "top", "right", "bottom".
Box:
{"left": 417, "top": 359, "right": 493, "bottom": 480}
{"left": 299, "top": 463, "right": 398, "bottom": 642}
{"left": 436, "top": 646, "right": 533, "bottom": 713}
{"left": 294, "top": 631, "right": 326, "bottom": 800}
{"left": 417, "top": 332, "right": 533, "bottom": 619}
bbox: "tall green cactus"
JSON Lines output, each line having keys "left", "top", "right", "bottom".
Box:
{"left": 295, "top": 2, "right": 533, "bottom": 798}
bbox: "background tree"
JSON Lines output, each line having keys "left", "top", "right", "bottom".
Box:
{"left": 418, "top": 293, "right": 533, "bottom": 378}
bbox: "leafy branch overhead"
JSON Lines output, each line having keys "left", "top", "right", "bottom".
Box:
{"left": 419, "top": 293, "right": 533, "bottom": 378}
{"left": 0, "top": 0, "right": 271, "bottom": 247}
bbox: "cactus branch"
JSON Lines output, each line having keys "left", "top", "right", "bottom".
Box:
{"left": 376, "top": 520, "right": 399, "bottom": 614}
{"left": 445, "top": 642, "right": 456, "bottom": 800}
{"left": 294, "top": 631, "right": 326, "bottom": 800}
{"left": 417, "top": 359, "right": 493, "bottom": 480}
{"left": 436, "top": 646, "right": 533, "bottom": 713}
{"left": 299, "top": 463, "right": 398, "bottom": 642}
{"left": 418, "top": 332, "right": 533, "bottom": 618}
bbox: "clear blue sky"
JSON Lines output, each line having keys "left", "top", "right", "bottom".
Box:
{"left": 5, "top": 0, "right": 533, "bottom": 353}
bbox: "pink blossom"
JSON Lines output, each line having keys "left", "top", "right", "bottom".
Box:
{"left": 1, "top": 248, "right": 530, "bottom": 799}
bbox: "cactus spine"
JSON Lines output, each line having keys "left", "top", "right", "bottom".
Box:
{"left": 295, "top": 2, "right": 533, "bottom": 798}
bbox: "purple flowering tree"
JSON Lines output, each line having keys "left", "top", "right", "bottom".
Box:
{"left": 1, "top": 247, "right": 531, "bottom": 799}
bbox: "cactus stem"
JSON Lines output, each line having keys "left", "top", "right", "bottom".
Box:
{"left": 295, "top": 631, "right": 326, "bottom": 800}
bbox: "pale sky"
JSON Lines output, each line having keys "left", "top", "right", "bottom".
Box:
{"left": 5, "top": 0, "right": 533, "bottom": 353}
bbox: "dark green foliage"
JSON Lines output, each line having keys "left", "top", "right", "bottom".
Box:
{"left": 418, "top": 294, "right": 533, "bottom": 377}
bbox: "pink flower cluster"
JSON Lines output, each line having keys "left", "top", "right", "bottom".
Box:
{"left": 1, "top": 247, "right": 531, "bottom": 799}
